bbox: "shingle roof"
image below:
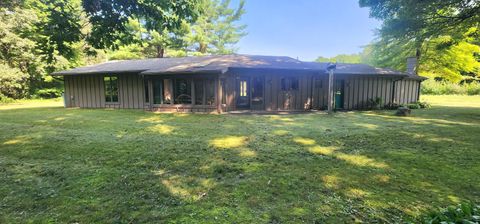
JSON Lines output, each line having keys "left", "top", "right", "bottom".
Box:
{"left": 52, "top": 54, "right": 426, "bottom": 80}
{"left": 53, "top": 54, "right": 322, "bottom": 75}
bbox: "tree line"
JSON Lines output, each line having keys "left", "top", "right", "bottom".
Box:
{"left": 317, "top": 0, "right": 479, "bottom": 84}
{"left": 0, "top": 0, "right": 245, "bottom": 100}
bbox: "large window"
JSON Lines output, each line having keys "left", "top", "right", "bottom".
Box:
{"left": 281, "top": 77, "right": 299, "bottom": 91}
{"left": 174, "top": 79, "right": 192, "bottom": 104}
{"left": 205, "top": 79, "right": 215, "bottom": 105}
{"left": 221, "top": 79, "right": 226, "bottom": 104}
{"left": 195, "top": 80, "right": 204, "bottom": 105}
{"left": 145, "top": 79, "right": 149, "bottom": 103}
{"left": 153, "top": 79, "right": 163, "bottom": 104}
{"left": 150, "top": 77, "right": 216, "bottom": 106}
{"left": 252, "top": 77, "right": 263, "bottom": 105}
{"left": 104, "top": 75, "right": 118, "bottom": 103}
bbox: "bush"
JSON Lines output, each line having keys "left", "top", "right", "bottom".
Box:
{"left": 34, "top": 88, "right": 62, "bottom": 99}
{"left": 405, "top": 103, "right": 420, "bottom": 109}
{"left": 0, "top": 63, "right": 29, "bottom": 99}
{"left": 418, "top": 101, "right": 431, "bottom": 109}
{"left": 0, "top": 93, "right": 16, "bottom": 104}
{"left": 403, "top": 102, "right": 430, "bottom": 109}
{"left": 421, "top": 79, "right": 480, "bottom": 95}
{"left": 368, "top": 97, "right": 383, "bottom": 110}
{"left": 385, "top": 102, "right": 401, "bottom": 110}
{"left": 420, "top": 202, "right": 480, "bottom": 224}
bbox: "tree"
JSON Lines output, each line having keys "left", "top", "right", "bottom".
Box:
{"left": 362, "top": 34, "right": 480, "bottom": 82}
{"left": 107, "top": 0, "right": 247, "bottom": 58}
{"left": 315, "top": 54, "right": 363, "bottom": 63}
{"left": 359, "top": 0, "right": 480, "bottom": 82}
{"left": 186, "top": 0, "right": 246, "bottom": 54}
{"left": 82, "top": 0, "right": 198, "bottom": 50}
{"left": 359, "top": 0, "right": 480, "bottom": 49}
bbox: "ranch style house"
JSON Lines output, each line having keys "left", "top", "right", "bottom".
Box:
{"left": 52, "top": 54, "right": 426, "bottom": 113}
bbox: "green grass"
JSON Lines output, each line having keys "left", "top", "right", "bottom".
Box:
{"left": 1, "top": 96, "right": 479, "bottom": 223}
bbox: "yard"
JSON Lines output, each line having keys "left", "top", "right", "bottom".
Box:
{"left": 1, "top": 95, "right": 479, "bottom": 223}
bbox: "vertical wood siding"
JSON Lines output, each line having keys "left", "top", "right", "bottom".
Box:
{"left": 394, "top": 79, "right": 420, "bottom": 104}
{"left": 339, "top": 77, "right": 398, "bottom": 110}
{"left": 63, "top": 73, "right": 421, "bottom": 111}
{"left": 63, "top": 74, "right": 145, "bottom": 109}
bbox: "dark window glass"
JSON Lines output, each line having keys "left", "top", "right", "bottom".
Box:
{"left": 195, "top": 80, "right": 204, "bottom": 105}
{"left": 281, "top": 78, "right": 286, "bottom": 91}
{"left": 252, "top": 77, "right": 263, "bottom": 98}
{"left": 252, "top": 77, "right": 263, "bottom": 105}
{"left": 104, "top": 75, "right": 118, "bottom": 102}
{"left": 205, "top": 79, "right": 215, "bottom": 105}
{"left": 281, "top": 77, "right": 299, "bottom": 91}
{"left": 291, "top": 78, "right": 299, "bottom": 90}
{"left": 174, "top": 79, "right": 192, "bottom": 104}
{"left": 163, "top": 79, "right": 172, "bottom": 104}
{"left": 221, "top": 79, "right": 226, "bottom": 104}
{"left": 153, "top": 79, "right": 163, "bottom": 104}
{"left": 145, "top": 79, "right": 149, "bottom": 103}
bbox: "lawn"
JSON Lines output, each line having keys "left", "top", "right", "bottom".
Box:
{"left": 1, "top": 95, "right": 479, "bottom": 223}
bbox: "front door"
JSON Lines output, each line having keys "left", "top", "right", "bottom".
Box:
{"left": 236, "top": 77, "right": 250, "bottom": 109}
{"left": 334, "top": 80, "right": 344, "bottom": 109}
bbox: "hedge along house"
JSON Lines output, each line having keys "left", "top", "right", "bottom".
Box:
{"left": 52, "top": 54, "right": 426, "bottom": 113}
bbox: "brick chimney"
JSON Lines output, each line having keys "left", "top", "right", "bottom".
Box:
{"left": 407, "top": 57, "right": 417, "bottom": 75}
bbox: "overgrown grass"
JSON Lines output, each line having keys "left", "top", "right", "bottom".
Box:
{"left": 1, "top": 96, "right": 479, "bottom": 223}
{"left": 421, "top": 79, "right": 480, "bottom": 95}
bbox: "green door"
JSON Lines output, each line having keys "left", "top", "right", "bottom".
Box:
{"left": 334, "top": 80, "right": 344, "bottom": 109}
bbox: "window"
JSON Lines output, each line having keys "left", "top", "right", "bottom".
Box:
{"left": 145, "top": 79, "right": 149, "bottom": 103}
{"left": 239, "top": 80, "right": 247, "bottom": 96}
{"left": 163, "top": 79, "right": 172, "bottom": 104}
{"left": 252, "top": 77, "right": 263, "bottom": 98}
{"left": 221, "top": 79, "right": 226, "bottom": 104}
{"left": 153, "top": 79, "right": 163, "bottom": 104}
{"left": 281, "top": 77, "right": 299, "bottom": 91}
{"left": 205, "top": 79, "right": 215, "bottom": 105}
{"left": 174, "top": 79, "right": 192, "bottom": 104}
{"left": 195, "top": 80, "right": 204, "bottom": 105}
{"left": 104, "top": 75, "right": 118, "bottom": 103}
{"left": 252, "top": 77, "right": 263, "bottom": 105}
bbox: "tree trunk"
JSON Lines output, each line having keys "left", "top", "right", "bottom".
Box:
{"left": 199, "top": 43, "right": 207, "bottom": 54}
{"left": 156, "top": 46, "right": 165, "bottom": 58}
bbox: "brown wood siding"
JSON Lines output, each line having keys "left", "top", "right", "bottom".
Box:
{"left": 394, "top": 79, "right": 420, "bottom": 104}
{"left": 340, "top": 77, "right": 396, "bottom": 110}
{"left": 62, "top": 72, "right": 421, "bottom": 111}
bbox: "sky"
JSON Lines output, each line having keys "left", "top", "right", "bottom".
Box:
{"left": 232, "top": 0, "right": 381, "bottom": 61}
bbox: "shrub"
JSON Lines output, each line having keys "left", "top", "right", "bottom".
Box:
{"left": 0, "top": 93, "right": 16, "bottom": 104}
{"left": 421, "top": 79, "right": 480, "bottom": 95}
{"left": 420, "top": 202, "right": 480, "bottom": 224}
{"left": 34, "top": 88, "right": 62, "bottom": 99}
{"left": 368, "top": 97, "right": 383, "bottom": 110}
{"left": 418, "top": 101, "right": 431, "bottom": 109}
{"left": 385, "top": 102, "right": 401, "bottom": 110}
{"left": 405, "top": 103, "right": 420, "bottom": 109}
{"left": 0, "top": 63, "right": 29, "bottom": 99}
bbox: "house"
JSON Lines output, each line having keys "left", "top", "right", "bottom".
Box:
{"left": 52, "top": 54, "right": 426, "bottom": 113}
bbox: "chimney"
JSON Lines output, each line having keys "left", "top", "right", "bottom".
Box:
{"left": 407, "top": 57, "right": 417, "bottom": 75}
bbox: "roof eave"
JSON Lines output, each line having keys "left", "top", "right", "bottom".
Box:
{"left": 51, "top": 70, "right": 147, "bottom": 76}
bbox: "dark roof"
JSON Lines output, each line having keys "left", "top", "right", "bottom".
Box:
{"left": 53, "top": 54, "right": 322, "bottom": 75}
{"left": 52, "top": 54, "right": 426, "bottom": 80}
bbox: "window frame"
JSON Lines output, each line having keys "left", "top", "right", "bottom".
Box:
{"left": 149, "top": 76, "right": 217, "bottom": 107}
{"left": 281, "top": 77, "right": 299, "bottom": 91}
{"left": 104, "top": 75, "right": 119, "bottom": 103}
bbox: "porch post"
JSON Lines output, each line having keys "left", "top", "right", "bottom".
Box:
{"left": 216, "top": 76, "right": 222, "bottom": 113}
{"left": 326, "top": 63, "right": 336, "bottom": 114}
{"left": 148, "top": 78, "right": 153, "bottom": 110}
